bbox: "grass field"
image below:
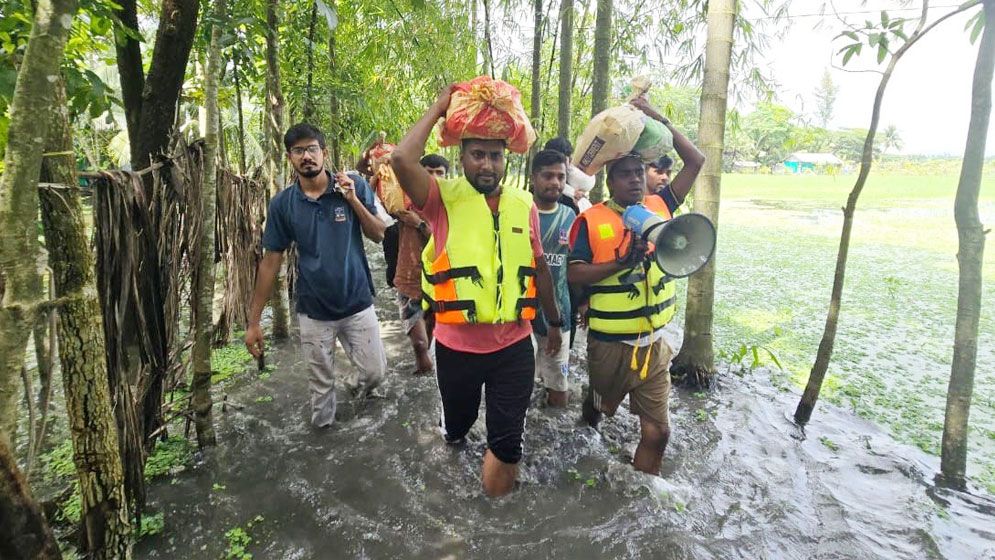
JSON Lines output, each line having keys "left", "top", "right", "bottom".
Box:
{"left": 691, "top": 172, "right": 995, "bottom": 492}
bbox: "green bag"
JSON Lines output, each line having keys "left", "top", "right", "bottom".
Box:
{"left": 631, "top": 117, "right": 673, "bottom": 162}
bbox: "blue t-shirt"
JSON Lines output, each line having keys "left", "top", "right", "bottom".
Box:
{"left": 262, "top": 171, "right": 377, "bottom": 321}
{"left": 532, "top": 203, "right": 576, "bottom": 336}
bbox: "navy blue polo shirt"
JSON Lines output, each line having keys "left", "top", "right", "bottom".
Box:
{"left": 262, "top": 171, "right": 377, "bottom": 321}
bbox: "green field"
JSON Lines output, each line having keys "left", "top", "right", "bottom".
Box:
{"left": 722, "top": 172, "right": 995, "bottom": 205}
{"left": 692, "top": 172, "right": 995, "bottom": 492}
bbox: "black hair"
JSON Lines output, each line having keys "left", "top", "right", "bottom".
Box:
{"left": 531, "top": 149, "right": 568, "bottom": 174}
{"left": 649, "top": 154, "right": 674, "bottom": 171}
{"left": 420, "top": 153, "right": 450, "bottom": 172}
{"left": 283, "top": 123, "right": 326, "bottom": 152}
{"left": 460, "top": 138, "right": 506, "bottom": 150}
{"left": 543, "top": 137, "right": 573, "bottom": 157}
{"left": 606, "top": 154, "right": 643, "bottom": 180}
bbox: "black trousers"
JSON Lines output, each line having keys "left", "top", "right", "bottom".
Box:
{"left": 383, "top": 223, "right": 399, "bottom": 288}
{"left": 435, "top": 336, "right": 535, "bottom": 464}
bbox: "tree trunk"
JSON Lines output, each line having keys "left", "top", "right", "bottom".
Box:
{"left": 526, "top": 0, "right": 542, "bottom": 189}
{"left": 669, "top": 0, "right": 736, "bottom": 388}
{"left": 129, "top": 0, "right": 200, "bottom": 170}
{"left": 192, "top": 0, "right": 225, "bottom": 449}
{"left": 265, "top": 0, "right": 290, "bottom": 339}
{"left": 556, "top": 0, "right": 573, "bottom": 139}
{"left": 30, "top": 299, "right": 56, "bottom": 472}
{"left": 0, "top": 436, "right": 59, "bottom": 560}
{"left": 111, "top": 0, "right": 199, "bottom": 461}
{"left": 587, "top": 0, "right": 611, "bottom": 203}
{"left": 938, "top": 0, "right": 994, "bottom": 490}
{"left": 469, "top": 0, "right": 478, "bottom": 72}
{"left": 530, "top": 0, "right": 542, "bottom": 128}
{"left": 25, "top": 271, "right": 54, "bottom": 474}
{"left": 793, "top": 1, "right": 966, "bottom": 423}
{"left": 305, "top": 1, "right": 317, "bottom": 122}
{"left": 481, "top": 0, "right": 496, "bottom": 76}
{"left": 0, "top": 0, "right": 78, "bottom": 448}
{"left": 39, "top": 79, "right": 133, "bottom": 559}
{"left": 113, "top": 0, "right": 144, "bottom": 154}
{"left": 234, "top": 56, "right": 247, "bottom": 174}
{"left": 329, "top": 27, "right": 342, "bottom": 169}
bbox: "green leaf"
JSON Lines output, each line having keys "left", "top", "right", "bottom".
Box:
{"left": 880, "top": 10, "right": 889, "bottom": 27}
{"left": 673, "top": 21, "right": 684, "bottom": 34}
{"left": 842, "top": 45, "right": 857, "bottom": 66}
{"left": 90, "top": 15, "right": 112, "bottom": 36}
{"left": 765, "top": 348, "right": 783, "bottom": 370}
{"left": 877, "top": 42, "right": 887, "bottom": 63}
{"left": 842, "top": 30, "right": 859, "bottom": 41}
{"left": 315, "top": 0, "right": 338, "bottom": 32}
{"left": 967, "top": 9, "right": 985, "bottom": 45}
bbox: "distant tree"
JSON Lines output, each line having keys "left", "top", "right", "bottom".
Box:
{"left": 648, "top": 84, "right": 701, "bottom": 141}
{"left": 814, "top": 68, "right": 838, "bottom": 127}
{"left": 880, "top": 124, "right": 903, "bottom": 154}
{"left": 789, "top": 125, "right": 833, "bottom": 154}
{"left": 742, "top": 102, "right": 796, "bottom": 168}
{"left": 794, "top": 0, "right": 983, "bottom": 426}
{"left": 831, "top": 128, "right": 874, "bottom": 162}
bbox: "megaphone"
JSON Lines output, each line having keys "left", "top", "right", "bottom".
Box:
{"left": 621, "top": 204, "right": 716, "bottom": 278}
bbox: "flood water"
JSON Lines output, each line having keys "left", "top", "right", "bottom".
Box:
{"left": 136, "top": 257, "right": 995, "bottom": 560}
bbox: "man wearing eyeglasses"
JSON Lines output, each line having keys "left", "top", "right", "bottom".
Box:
{"left": 246, "top": 123, "right": 388, "bottom": 428}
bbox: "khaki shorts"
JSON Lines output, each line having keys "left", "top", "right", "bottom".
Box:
{"left": 397, "top": 293, "right": 425, "bottom": 334}
{"left": 533, "top": 331, "right": 570, "bottom": 392}
{"left": 586, "top": 335, "right": 672, "bottom": 427}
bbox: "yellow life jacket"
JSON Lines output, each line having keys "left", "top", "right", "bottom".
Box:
{"left": 421, "top": 177, "right": 538, "bottom": 324}
{"left": 578, "top": 199, "right": 676, "bottom": 337}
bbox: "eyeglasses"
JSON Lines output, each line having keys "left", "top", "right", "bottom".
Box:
{"left": 289, "top": 145, "right": 322, "bottom": 157}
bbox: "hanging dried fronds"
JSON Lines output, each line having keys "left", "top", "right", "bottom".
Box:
{"left": 89, "top": 134, "right": 205, "bottom": 521}
{"left": 213, "top": 169, "right": 266, "bottom": 346}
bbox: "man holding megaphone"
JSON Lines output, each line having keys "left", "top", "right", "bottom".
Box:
{"left": 568, "top": 95, "right": 705, "bottom": 476}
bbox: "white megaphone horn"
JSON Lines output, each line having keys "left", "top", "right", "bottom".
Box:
{"left": 621, "top": 204, "right": 716, "bottom": 278}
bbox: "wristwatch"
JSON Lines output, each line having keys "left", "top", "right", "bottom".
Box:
{"left": 547, "top": 317, "right": 565, "bottom": 328}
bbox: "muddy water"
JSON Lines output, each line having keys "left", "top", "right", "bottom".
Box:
{"left": 136, "top": 260, "right": 995, "bottom": 560}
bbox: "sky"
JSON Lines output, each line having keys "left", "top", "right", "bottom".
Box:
{"left": 752, "top": 0, "right": 993, "bottom": 157}
{"left": 492, "top": 0, "right": 991, "bottom": 157}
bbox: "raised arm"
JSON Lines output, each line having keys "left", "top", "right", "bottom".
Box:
{"left": 630, "top": 95, "right": 705, "bottom": 205}
{"left": 391, "top": 85, "right": 453, "bottom": 208}
{"left": 335, "top": 172, "right": 386, "bottom": 242}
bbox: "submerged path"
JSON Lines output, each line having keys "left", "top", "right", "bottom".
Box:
{"left": 136, "top": 279, "right": 995, "bottom": 559}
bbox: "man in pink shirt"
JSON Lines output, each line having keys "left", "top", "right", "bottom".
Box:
{"left": 391, "top": 85, "right": 562, "bottom": 497}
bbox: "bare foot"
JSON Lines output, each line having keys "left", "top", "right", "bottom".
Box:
{"left": 413, "top": 350, "right": 434, "bottom": 376}
{"left": 545, "top": 389, "right": 568, "bottom": 408}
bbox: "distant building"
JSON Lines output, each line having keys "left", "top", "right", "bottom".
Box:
{"left": 783, "top": 152, "right": 843, "bottom": 174}
{"left": 732, "top": 160, "right": 761, "bottom": 173}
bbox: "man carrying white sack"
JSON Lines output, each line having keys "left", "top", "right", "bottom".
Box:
{"left": 568, "top": 94, "right": 704, "bottom": 476}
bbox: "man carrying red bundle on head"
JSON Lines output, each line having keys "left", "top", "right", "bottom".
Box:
{"left": 364, "top": 142, "right": 445, "bottom": 376}
{"left": 391, "top": 77, "right": 563, "bottom": 497}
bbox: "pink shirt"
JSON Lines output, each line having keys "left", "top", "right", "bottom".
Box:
{"left": 417, "top": 176, "right": 544, "bottom": 354}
